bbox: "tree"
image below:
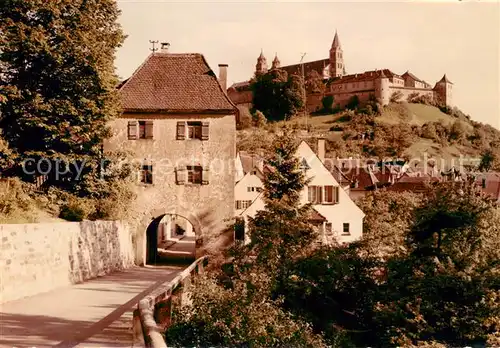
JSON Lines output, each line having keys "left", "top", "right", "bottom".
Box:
{"left": 321, "top": 95, "right": 334, "bottom": 113}
{"left": 346, "top": 95, "right": 360, "bottom": 110}
{"left": 252, "top": 110, "right": 267, "bottom": 128}
{"left": 357, "top": 190, "right": 422, "bottom": 259}
{"left": 165, "top": 128, "right": 325, "bottom": 347}
{"left": 0, "top": 0, "right": 125, "bottom": 192}
{"left": 305, "top": 70, "right": 325, "bottom": 95}
{"left": 251, "top": 69, "right": 305, "bottom": 122}
{"left": 390, "top": 91, "right": 403, "bottom": 103}
{"left": 377, "top": 183, "right": 500, "bottom": 346}
{"left": 449, "top": 120, "right": 466, "bottom": 143}
{"left": 236, "top": 105, "right": 252, "bottom": 130}
{"left": 479, "top": 149, "right": 500, "bottom": 172}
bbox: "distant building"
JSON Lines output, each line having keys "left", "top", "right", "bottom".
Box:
{"left": 228, "top": 31, "right": 453, "bottom": 112}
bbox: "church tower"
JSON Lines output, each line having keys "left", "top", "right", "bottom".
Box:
{"left": 329, "top": 30, "right": 345, "bottom": 78}
{"left": 255, "top": 50, "right": 268, "bottom": 75}
{"left": 271, "top": 53, "right": 281, "bottom": 70}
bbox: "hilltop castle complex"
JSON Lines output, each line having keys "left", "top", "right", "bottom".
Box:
{"left": 227, "top": 31, "right": 453, "bottom": 111}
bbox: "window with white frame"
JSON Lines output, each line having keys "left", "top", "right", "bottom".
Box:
{"left": 308, "top": 186, "right": 339, "bottom": 204}
{"left": 235, "top": 200, "right": 252, "bottom": 210}
{"left": 342, "top": 223, "right": 350, "bottom": 236}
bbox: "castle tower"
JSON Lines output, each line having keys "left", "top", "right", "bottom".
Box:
{"left": 329, "top": 30, "right": 345, "bottom": 78}
{"left": 255, "top": 50, "right": 268, "bottom": 75}
{"left": 433, "top": 74, "right": 453, "bottom": 106}
{"left": 375, "top": 70, "right": 390, "bottom": 106}
{"left": 271, "top": 53, "right": 281, "bottom": 70}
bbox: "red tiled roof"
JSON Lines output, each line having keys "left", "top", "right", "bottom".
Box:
{"left": 438, "top": 74, "right": 453, "bottom": 85}
{"left": 280, "top": 58, "right": 330, "bottom": 79}
{"left": 386, "top": 182, "right": 430, "bottom": 193}
{"left": 330, "top": 69, "right": 401, "bottom": 85}
{"left": 398, "top": 176, "right": 440, "bottom": 183}
{"left": 308, "top": 208, "right": 327, "bottom": 222}
{"left": 402, "top": 71, "right": 423, "bottom": 83}
{"left": 239, "top": 151, "right": 265, "bottom": 174}
{"left": 119, "top": 53, "right": 237, "bottom": 113}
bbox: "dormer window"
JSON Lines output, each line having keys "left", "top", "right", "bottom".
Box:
{"left": 299, "top": 158, "right": 310, "bottom": 173}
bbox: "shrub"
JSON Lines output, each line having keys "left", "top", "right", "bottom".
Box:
{"left": 253, "top": 110, "right": 267, "bottom": 128}
{"left": 346, "top": 95, "right": 360, "bottom": 110}
{"left": 236, "top": 105, "right": 252, "bottom": 130}
{"left": 0, "top": 178, "right": 33, "bottom": 222}
{"left": 390, "top": 91, "right": 403, "bottom": 103}
{"left": 59, "top": 198, "right": 94, "bottom": 221}
{"left": 321, "top": 95, "right": 334, "bottom": 113}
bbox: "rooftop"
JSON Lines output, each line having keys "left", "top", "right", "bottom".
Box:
{"left": 119, "top": 53, "right": 237, "bottom": 113}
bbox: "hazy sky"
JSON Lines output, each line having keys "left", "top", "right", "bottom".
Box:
{"left": 115, "top": 0, "right": 499, "bottom": 128}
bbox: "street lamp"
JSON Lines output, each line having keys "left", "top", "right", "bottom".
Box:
{"left": 300, "top": 52, "right": 307, "bottom": 132}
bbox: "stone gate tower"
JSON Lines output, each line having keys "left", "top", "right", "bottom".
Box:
{"left": 329, "top": 30, "right": 345, "bottom": 78}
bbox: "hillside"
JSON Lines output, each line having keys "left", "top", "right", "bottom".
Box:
{"left": 237, "top": 102, "right": 500, "bottom": 165}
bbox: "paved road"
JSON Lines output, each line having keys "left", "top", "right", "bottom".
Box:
{"left": 0, "top": 266, "right": 183, "bottom": 348}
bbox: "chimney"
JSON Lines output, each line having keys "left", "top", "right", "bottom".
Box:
{"left": 160, "top": 42, "right": 170, "bottom": 53}
{"left": 317, "top": 138, "right": 325, "bottom": 163}
{"left": 218, "top": 64, "right": 228, "bottom": 92}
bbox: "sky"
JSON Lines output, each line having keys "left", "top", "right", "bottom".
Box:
{"left": 115, "top": 0, "right": 499, "bottom": 129}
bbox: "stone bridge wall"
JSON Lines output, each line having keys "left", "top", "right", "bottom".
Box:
{"left": 0, "top": 220, "right": 134, "bottom": 304}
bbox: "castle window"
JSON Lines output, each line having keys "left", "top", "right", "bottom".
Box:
{"left": 140, "top": 163, "right": 153, "bottom": 184}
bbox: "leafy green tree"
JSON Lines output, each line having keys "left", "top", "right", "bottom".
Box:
{"left": 252, "top": 110, "right": 267, "bottom": 128}
{"left": 390, "top": 91, "right": 403, "bottom": 103}
{"left": 449, "top": 120, "right": 466, "bottom": 143}
{"left": 0, "top": 0, "right": 125, "bottom": 191}
{"left": 479, "top": 149, "right": 500, "bottom": 172}
{"left": 236, "top": 105, "right": 252, "bottom": 130}
{"left": 321, "top": 95, "right": 334, "bottom": 113}
{"left": 346, "top": 95, "right": 360, "bottom": 110}
{"left": 251, "top": 69, "right": 305, "bottom": 121}
{"left": 376, "top": 183, "right": 500, "bottom": 346}
{"left": 305, "top": 70, "right": 325, "bottom": 94}
{"left": 165, "top": 128, "right": 325, "bottom": 347}
{"left": 165, "top": 274, "right": 326, "bottom": 348}
{"left": 357, "top": 190, "right": 422, "bottom": 259}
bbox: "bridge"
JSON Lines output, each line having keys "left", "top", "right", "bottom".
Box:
{"left": 0, "top": 265, "right": 185, "bottom": 348}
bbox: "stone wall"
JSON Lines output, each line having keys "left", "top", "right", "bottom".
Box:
{"left": 0, "top": 220, "right": 134, "bottom": 304}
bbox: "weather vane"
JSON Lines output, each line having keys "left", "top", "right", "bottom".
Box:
{"left": 149, "top": 40, "right": 159, "bottom": 53}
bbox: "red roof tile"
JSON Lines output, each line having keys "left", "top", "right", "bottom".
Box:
{"left": 330, "top": 69, "right": 401, "bottom": 85}
{"left": 280, "top": 58, "right": 330, "bottom": 79}
{"left": 308, "top": 208, "right": 327, "bottom": 222}
{"left": 119, "top": 53, "right": 237, "bottom": 113}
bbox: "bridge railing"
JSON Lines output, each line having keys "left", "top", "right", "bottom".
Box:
{"left": 133, "top": 256, "right": 209, "bottom": 348}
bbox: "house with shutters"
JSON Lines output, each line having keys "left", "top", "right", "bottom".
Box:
{"left": 235, "top": 140, "right": 365, "bottom": 245}
{"left": 104, "top": 48, "right": 238, "bottom": 263}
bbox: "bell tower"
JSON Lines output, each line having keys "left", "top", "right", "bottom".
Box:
{"left": 329, "top": 30, "right": 345, "bottom": 78}
{"left": 255, "top": 50, "right": 268, "bottom": 75}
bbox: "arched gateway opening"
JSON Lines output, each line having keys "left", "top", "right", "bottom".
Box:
{"left": 146, "top": 213, "right": 199, "bottom": 265}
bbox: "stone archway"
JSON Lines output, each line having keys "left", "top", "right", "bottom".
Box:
{"left": 143, "top": 208, "right": 203, "bottom": 266}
